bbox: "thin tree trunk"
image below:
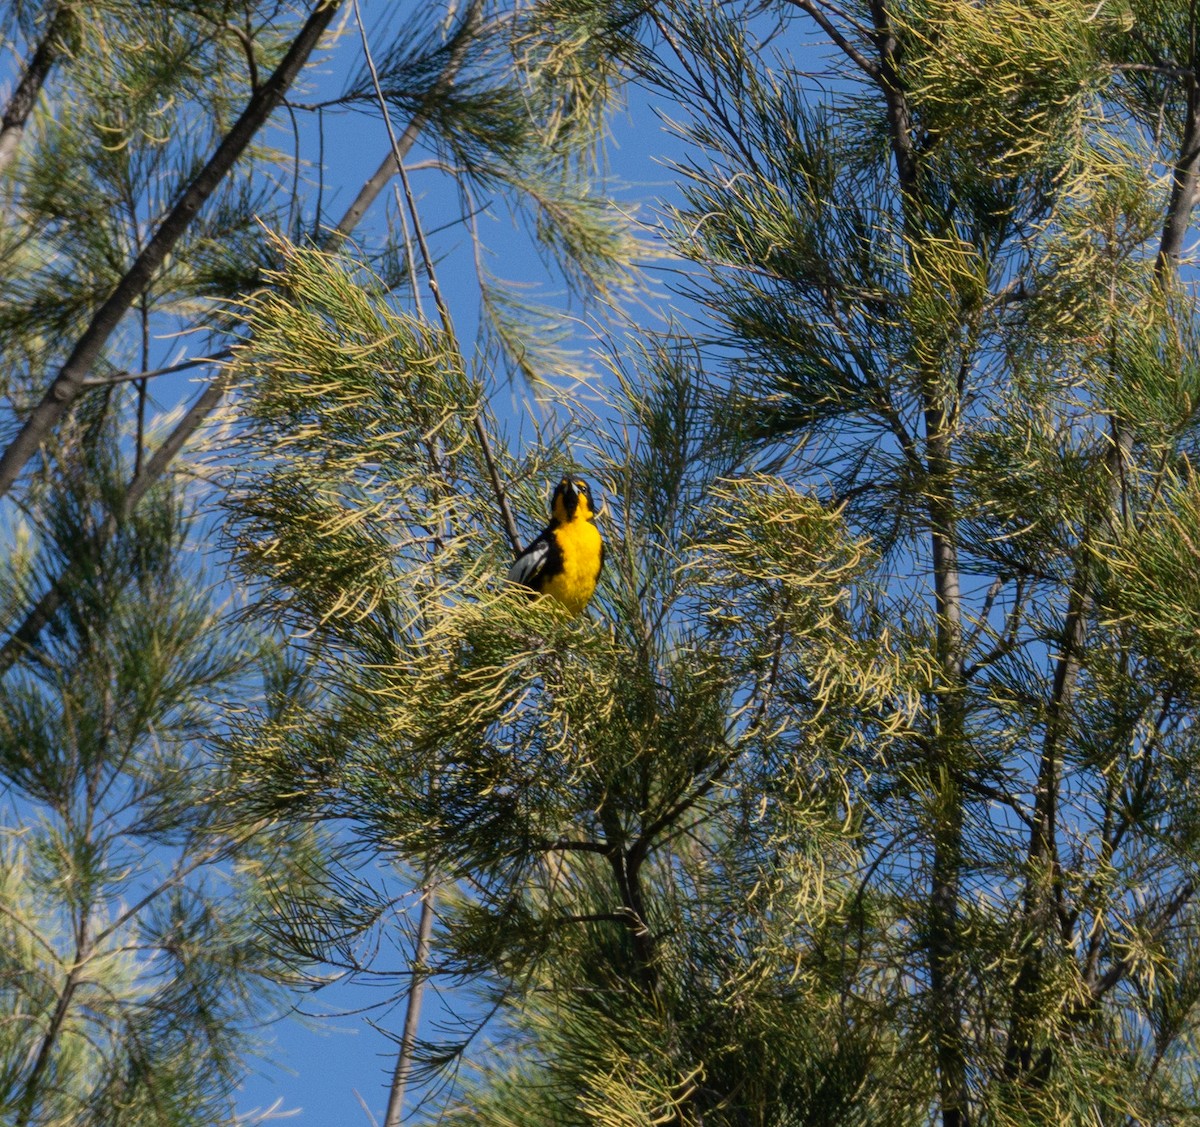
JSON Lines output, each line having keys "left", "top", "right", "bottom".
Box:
{"left": 924, "top": 400, "right": 969, "bottom": 1127}
{"left": 1005, "top": 34, "right": 1200, "bottom": 1089}
{"left": 14, "top": 959, "right": 85, "bottom": 1127}
{"left": 869, "top": 0, "right": 972, "bottom": 1112}
{"left": 382, "top": 877, "right": 436, "bottom": 1127}
{"left": 773, "top": 14, "right": 973, "bottom": 1116}
{"left": 0, "top": 6, "right": 71, "bottom": 180}
{"left": 1003, "top": 589, "right": 1085, "bottom": 1082}
{"left": 1156, "top": 71, "right": 1200, "bottom": 279}
{"left": 14, "top": 835, "right": 94, "bottom": 1127}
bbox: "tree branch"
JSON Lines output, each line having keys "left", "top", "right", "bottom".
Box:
{"left": 782, "top": 0, "right": 881, "bottom": 80}
{"left": 0, "top": 5, "right": 72, "bottom": 180}
{"left": 79, "top": 351, "right": 233, "bottom": 388}
{"left": 1088, "top": 879, "right": 1197, "bottom": 1001}
{"left": 0, "top": 8, "right": 473, "bottom": 673}
{"left": 1155, "top": 71, "right": 1200, "bottom": 277}
{"left": 382, "top": 869, "right": 436, "bottom": 1127}
{"left": 0, "top": 0, "right": 344, "bottom": 503}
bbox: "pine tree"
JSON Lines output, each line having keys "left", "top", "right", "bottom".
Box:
{"left": 12, "top": 0, "right": 1200, "bottom": 1123}
{"left": 0, "top": 411, "right": 331, "bottom": 1126}
{"left": 644, "top": 0, "right": 1200, "bottom": 1120}
{"left": 216, "top": 0, "right": 1200, "bottom": 1123}
{"left": 0, "top": 0, "right": 635, "bottom": 1120}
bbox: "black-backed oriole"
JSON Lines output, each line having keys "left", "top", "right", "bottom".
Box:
{"left": 507, "top": 477, "right": 603, "bottom": 615}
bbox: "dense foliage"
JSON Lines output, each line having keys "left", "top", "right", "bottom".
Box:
{"left": 5, "top": 0, "right": 1200, "bottom": 1125}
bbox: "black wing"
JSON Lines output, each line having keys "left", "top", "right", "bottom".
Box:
{"left": 507, "top": 527, "right": 557, "bottom": 591}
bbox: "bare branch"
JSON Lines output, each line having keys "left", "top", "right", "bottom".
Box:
{"left": 1110, "top": 62, "right": 1196, "bottom": 79}
{"left": 79, "top": 351, "right": 233, "bottom": 388}
{"left": 781, "top": 0, "right": 881, "bottom": 80}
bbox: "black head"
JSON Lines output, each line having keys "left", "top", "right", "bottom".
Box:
{"left": 550, "top": 476, "right": 596, "bottom": 522}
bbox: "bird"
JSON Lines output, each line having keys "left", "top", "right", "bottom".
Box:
{"left": 507, "top": 476, "right": 604, "bottom": 615}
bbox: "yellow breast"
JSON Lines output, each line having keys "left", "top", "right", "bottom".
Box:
{"left": 543, "top": 518, "right": 603, "bottom": 615}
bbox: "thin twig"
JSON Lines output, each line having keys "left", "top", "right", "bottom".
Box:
{"left": 80, "top": 350, "right": 235, "bottom": 388}
{"left": 352, "top": 0, "right": 521, "bottom": 555}
{"left": 781, "top": 0, "right": 881, "bottom": 80}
